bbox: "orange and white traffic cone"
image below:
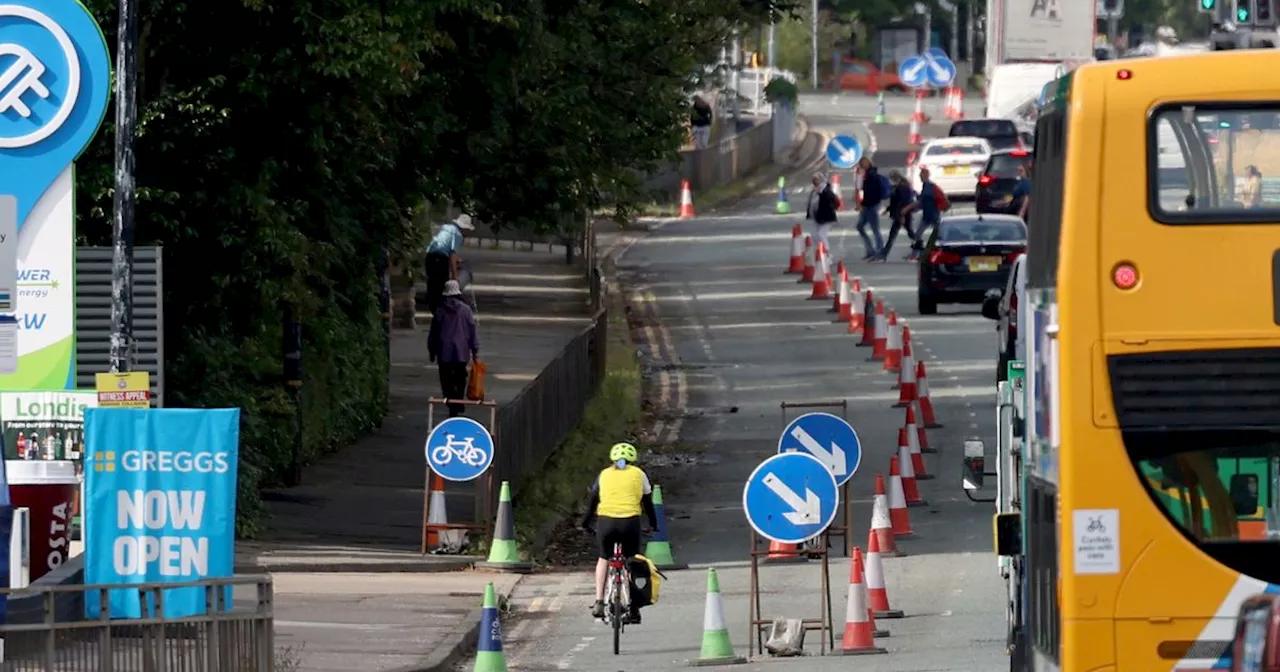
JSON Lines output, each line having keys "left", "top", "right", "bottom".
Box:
{"left": 831, "top": 262, "right": 846, "bottom": 312}
{"left": 822, "top": 247, "right": 834, "bottom": 294}
{"left": 907, "top": 116, "right": 922, "bottom": 145}
{"left": 893, "top": 338, "right": 918, "bottom": 406}
{"left": 870, "top": 474, "right": 904, "bottom": 557}
{"left": 810, "top": 245, "right": 831, "bottom": 300}
{"left": 887, "top": 456, "right": 915, "bottom": 537}
{"left": 916, "top": 361, "right": 942, "bottom": 429}
{"left": 835, "top": 273, "right": 854, "bottom": 322}
{"left": 865, "top": 533, "right": 904, "bottom": 619}
{"left": 897, "top": 433, "right": 926, "bottom": 507}
{"left": 837, "top": 549, "right": 887, "bottom": 655}
{"left": 832, "top": 173, "right": 844, "bottom": 210}
{"left": 764, "top": 538, "right": 808, "bottom": 564}
{"left": 870, "top": 307, "right": 891, "bottom": 361}
{"left": 912, "top": 89, "right": 927, "bottom": 123}
{"left": 860, "top": 547, "right": 891, "bottom": 639}
{"left": 799, "top": 236, "right": 815, "bottom": 283}
{"left": 907, "top": 403, "right": 933, "bottom": 456}
{"left": 904, "top": 419, "right": 931, "bottom": 482}
{"left": 857, "top": 292, "right": 878, "bottom": 345}
{"left": 679, "top": 180, "right": 696, "bottom": 218}
{"left": 786, "top": 224, "right": 805, "bottom": 274}
{"left": 952, "top": 88, "right": 965, "bottom": 120}
{"left": 883, "top": 317, "right": 903, "bottom": 373}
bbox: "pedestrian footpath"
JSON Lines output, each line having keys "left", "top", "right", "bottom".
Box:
{"left": 237, "top": 245, "right": 591, "bottom": 672}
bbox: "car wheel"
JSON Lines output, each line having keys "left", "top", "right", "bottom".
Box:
{"left": 918, "top": 290, "right": 938, "bottom": 315}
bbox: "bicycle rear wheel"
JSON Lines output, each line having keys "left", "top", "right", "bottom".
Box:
{"left": 612, "top": 592, "right": 623, "bottom": 654}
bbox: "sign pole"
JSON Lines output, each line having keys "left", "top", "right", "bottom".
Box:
{"left": 110, "top": 0, "right": 140, "bottom": 374}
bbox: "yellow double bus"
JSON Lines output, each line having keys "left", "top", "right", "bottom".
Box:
{"left": 1019, "top": 50, "right": 1280, "bottom": 671}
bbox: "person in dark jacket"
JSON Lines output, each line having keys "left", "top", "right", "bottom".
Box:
{"left": 805, "top": 171, "right": 839, "bottom": 251}
{"left": 856, "top": 157, "right": 886, "bottom": 261}
{"left": 691, "top": 97, "right": 713, "bottom": 149}
{"left": 427, "top": 280, "right": 479, "bottom": 417}
{"left": 880, "top": 170, "right": 918, "bottom": 260}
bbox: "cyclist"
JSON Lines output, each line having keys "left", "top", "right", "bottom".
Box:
{"left": 581, "top": 442, "right": 659, "bottom": 624}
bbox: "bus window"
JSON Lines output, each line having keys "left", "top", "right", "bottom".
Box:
{"left": 1149, "top": 103, "right": 1280, "bottom": 221}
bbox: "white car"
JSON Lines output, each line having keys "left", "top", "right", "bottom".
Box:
{"left": 912, "top": 137, "right": 992, "bottom": 197}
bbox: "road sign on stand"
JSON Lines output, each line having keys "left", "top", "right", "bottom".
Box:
{"left": 743, "top": 452, "right": 840, "bottom": 544}
{"left": 826, "top": 134, "right": 862, "bottom": 169}
{"left": 898, "top": 55, "right": 929, "bottom": 89}
{"left": 777, "top": 412, "right": 862, "bottom": 486}
{"left": 900, "top": 50, "right": 957, "bottom": 90}
{"left": 426, "top": 416, "right": 495, "bottom": 482}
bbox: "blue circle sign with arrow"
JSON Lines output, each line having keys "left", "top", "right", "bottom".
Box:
{"left": 777, "top": 412, "right": 861, "bottom": 487}
{"left": 743, "top": 452, "right": 840, "bottom": 545}
{"left": 826, "top": 134, "right": 862, "bottom": 169}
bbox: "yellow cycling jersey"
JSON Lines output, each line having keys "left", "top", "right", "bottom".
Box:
{"left": 594, "top": 465, "right": 652, "bottom": 518}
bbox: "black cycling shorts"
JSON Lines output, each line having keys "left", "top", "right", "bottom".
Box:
{"left": 595, "top": 515, "right": 642, "bottom": 559}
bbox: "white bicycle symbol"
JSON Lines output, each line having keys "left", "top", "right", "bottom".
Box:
{"left": 431, "top": 434, "right": 488, "bottom": 468}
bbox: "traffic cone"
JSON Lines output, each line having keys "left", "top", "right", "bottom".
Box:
{"left": 473, "top": 583, "right": 508, "bottom": 672}
{"left": 476, "top": 481, "right": 533, "bottom": 572}
{"left": 912, "top": 89, "right": 927, "bottom": 123}
{"left": 907, "top": 117, "right": 922, "bottom": 145}
{"left": 874, "top": 92, "right": 887, "bottom": 124}
{"left": 691, "top": 568, "right": 748, "bottom": 665}
{"left": 837, "top": 549, "right": 887, "bottom": 655}
{"left": 645, "top": 485, "right": 687, "bottom": 570}
{"left": 865, "top": 534, "right": 904, "bottom": 619}
{"left": 426, "top": 474, "right": 464, "bottom": 552}
{"left": 869, "top": 477, "right": 904, "bottom": 557}
{"left": 831, "top": 173, "right": 844, "bottom": 210}
{"left": 887, "top": 457, "right": 915, "bottom": 538}
{"left": 809, "top": 245, "right": 831, "bottom": 300}
{"left": 835, "top": 273, "right": 853, "bottom": 322}
{"left": 860, "top": 547, "right": 890, "bottom": 639}
{"left": 869, "top": 306, "right": 890, "bottom": 361}
{"left": 847, "top": 280, "right": 865, "bottom": 334}
{"left": 679, "top": 180, "right": 695, "bottom": 219}
{"left": 893, "top": 339, "right": 918, "bottom": 407}
{"left": 896, "top": 437, "right": 926, "bottom": 507}
{"left": 907, "top": 404, "right": 933, "bottom": 456}
{"left": 904, "top": 419, "right": 931, "bottom": 482}
{"left": 776, "top": 176, "right": 791, "bottom": 214}
{"left": 858, "top": 292, "right": 879, "bottom": 346}
{"left": 917, "top": 361, "right": 942, "bottom": 429}
{"left": 763, "top": 538, "right": 807, "bottom": 564}
{"left": 786, "top": 224, "right": 805, "bottom": 274}
{"left": 800, "top": 235, "right": 815, "bottom": 283}
{"left": 820, "top": 244, "right": 833, "bottom": 293}
{"left": 883, "top": 317, "right": 903, "bottom": 373}
{"left": 831, "top": 262, "right": 846, "bottom": 312}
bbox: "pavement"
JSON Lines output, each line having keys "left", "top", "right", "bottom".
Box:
{"left": 451, "top": 109, "right": 1009, "bottom": 670}
{"left": 240, "top": 245, "right": 592, "bottom": 671}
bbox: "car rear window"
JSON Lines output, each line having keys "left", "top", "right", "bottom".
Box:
{"left": 987, "top": 153, "right": 1034, "bottom": 178}
{"left": 926, "top": 142, "right": 987, "bottom": 156}
{"left": 950, "top": 120, "right": 1019, "bottom": 138}
{"left": 939, "top": 218, "right": 1027, "bottom": 242}
{"left": 985, "top": 135, "right": 1022, "bottom": 152}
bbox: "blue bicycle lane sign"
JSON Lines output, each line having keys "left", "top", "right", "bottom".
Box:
{"left": 426, "top": 417, "right": 495, "bottom": 482}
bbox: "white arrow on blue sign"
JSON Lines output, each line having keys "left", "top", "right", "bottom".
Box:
{"left": 777, "top": 412, "right": 861, "bottom": 487}
{"left": 898, "top": 55, "right": 929, "bottom": 89}
{"left": 426, "top": 417, "right": 495, "bottom": 482}
{"left": 743, "top": 452, "right": 840, "bottom": 545}
{"left": 925, "top": 53, "right": 957, "bottom": 88}
{"left": 826, "top": 134, "right": 862, "bottom": 169}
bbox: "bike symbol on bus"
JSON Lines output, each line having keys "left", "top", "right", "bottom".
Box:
{"left": 425, "top": 416, "right": 494, "bottom": 482}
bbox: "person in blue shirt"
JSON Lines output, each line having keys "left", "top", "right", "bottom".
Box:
{"left": 903, "top": 167, "right": 948, "bottom": 260}
{"left": 1013, "top": 164, "right": 1032, "bottom": 220}
{"left": 425, "top": 214, "right": 475, "bottom": 313}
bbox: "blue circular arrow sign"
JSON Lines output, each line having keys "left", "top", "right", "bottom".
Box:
{"left": 426, "top": 417, "right": 495, "bottom": 482}
{"left": 898, "top": 55, "right": 928, "bottom": 88}
{"left": 826, "top": 134, "right": 862, "bottom": 169}
{"left": 777, "top": 412, "right": 861, "bottom": 487}
{"left": 743, "top": 452, "right": 840, "bottom": 545}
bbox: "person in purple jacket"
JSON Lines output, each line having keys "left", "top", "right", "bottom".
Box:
{"left": 428, "top": 280, "right": 479, "bottom": 417}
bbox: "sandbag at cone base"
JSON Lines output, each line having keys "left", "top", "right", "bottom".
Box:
{"left": 833, "top": 549, "right": 887, "bottom": 655}
{"left": 473, "top": 583, "right": 508, "bottom": 672}
{"left": 476, "top": 481, "right": 533, "bottom": 573}
{"left": 645, "top": 485, "right": 687, "bottom": 570}
{"left": 688, "top": 568, "right": 748, "bottom": 666}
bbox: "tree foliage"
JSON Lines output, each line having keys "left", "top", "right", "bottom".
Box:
{"left": 74, "top": 0, "right": 778, "bottom": 534}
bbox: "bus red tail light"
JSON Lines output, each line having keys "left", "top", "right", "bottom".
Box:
{"left": 1113, "top": 262, "right": 1140, "bottom": 290}
{"left": 929, "top": 250, "right": 962, "bottom": 265}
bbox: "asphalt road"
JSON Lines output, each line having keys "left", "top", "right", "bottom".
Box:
{"left": 455, "top": 116, "right": 1008, "bottom": 672}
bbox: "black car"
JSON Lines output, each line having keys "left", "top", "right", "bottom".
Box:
{"left": 975, "top": 149, "right": 1034, "bottom": 214}
{"left": 917, "top": 215, "right": 1027, "bottom": 315}
{"left": 948, "top": 119, "right": 1027, "bottom": 153}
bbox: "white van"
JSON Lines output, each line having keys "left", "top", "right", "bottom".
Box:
{"left": 984, "top": 63, "right": 1068, "bottom": 129}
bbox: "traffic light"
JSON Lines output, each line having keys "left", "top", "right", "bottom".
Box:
{"left": 1200, "top": 0, "right": 1217, "bottom": 13}
{"left": 1256, "top": 0, "right": 1274, "bottom": 24}
{"left": 1236, "top": 0, "right": 1251, "bottom": 22}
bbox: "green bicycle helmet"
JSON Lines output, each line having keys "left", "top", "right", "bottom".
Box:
{"left": 609, "top": 442, "right": 638, "bottom": 464}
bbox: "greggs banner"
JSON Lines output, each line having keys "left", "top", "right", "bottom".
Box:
{"left": 83, "top": 408, "right": 240, "bottom": 619}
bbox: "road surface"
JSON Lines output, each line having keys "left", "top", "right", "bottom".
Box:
{"left": 455, "top": 115, "right": 1009, "bottom": 672}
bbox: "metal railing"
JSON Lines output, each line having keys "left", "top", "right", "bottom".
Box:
{"left": 495, "top": 306, "right": 608, "bottom": 493}
{"left": 0, "top": 576, "right": 274, "bottom": 671}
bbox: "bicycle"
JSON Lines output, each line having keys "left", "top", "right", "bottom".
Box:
{"left": 602, "top": 541, "right": 632, "bottom": 655}
{"left": 429, "top": 435, "right": 487, "bottom": 467}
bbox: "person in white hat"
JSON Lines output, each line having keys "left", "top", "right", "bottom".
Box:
{"left": 428, "top": 279, "right": 479, "bottom": 417}
{"left": 425, "top": 213, "right": 476, "bottom": 313}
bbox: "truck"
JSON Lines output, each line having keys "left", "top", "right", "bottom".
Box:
{"left": 982, "top": 0, "right": 1095, "bottom": 120}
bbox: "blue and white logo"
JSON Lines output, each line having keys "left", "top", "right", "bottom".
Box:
{"left": 777, "top": 412, "right": 861, "bottom": 486}
{"left": 826, "top": 134, "right": 861, "bottom": 169}
{"left": 899, "top": 50, "right": 957, "bottom": 89}
{"left": 743, "top": 452, "right": 839, "bottom": 545}
{"left": 0, "top": 1, "right": 112, "bottom": 229}
{"left": 426, "top": 417, "right": 494, "bottom": 482}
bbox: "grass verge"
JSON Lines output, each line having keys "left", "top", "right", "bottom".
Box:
{"left": 634, "top": 166, "right": 782, "bottom": 218}
{"left": 512, "top": 288, "right": 643, "bottom": 561}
